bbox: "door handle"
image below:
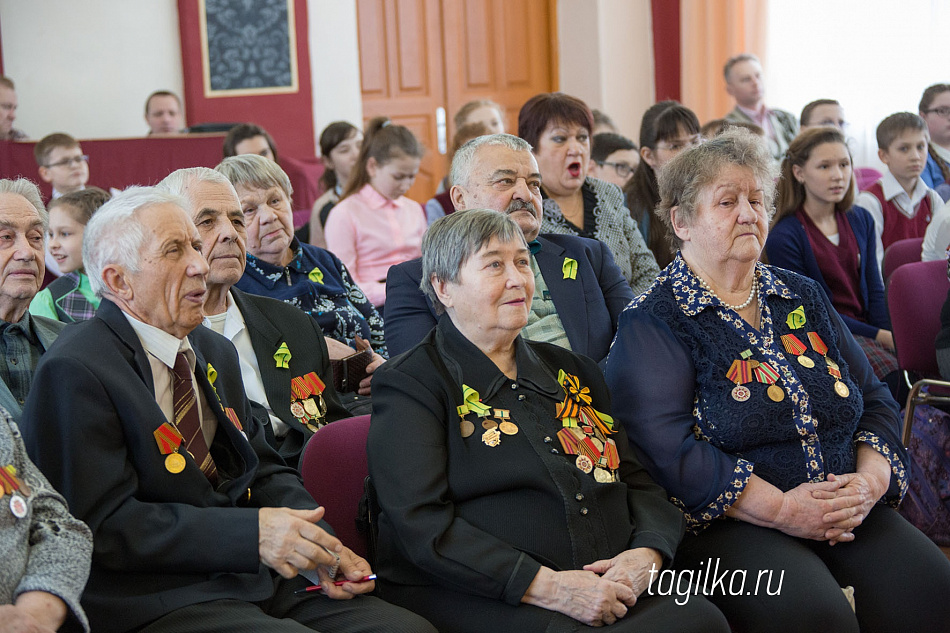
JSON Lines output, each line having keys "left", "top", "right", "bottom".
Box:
{"left": 436, "top": 107, "right": 447, "bottom": 155}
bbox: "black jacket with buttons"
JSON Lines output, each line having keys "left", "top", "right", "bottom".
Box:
{"left": 368, "top": 316, "right": 684, "bottom": 606}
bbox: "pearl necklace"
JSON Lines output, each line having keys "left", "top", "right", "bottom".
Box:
{"left": 696, "top": 271, "right": 759, "bottom": 311}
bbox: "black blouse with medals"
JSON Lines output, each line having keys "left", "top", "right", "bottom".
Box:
{"left": 368, "top": 316, "right": 684, "bottom": 605}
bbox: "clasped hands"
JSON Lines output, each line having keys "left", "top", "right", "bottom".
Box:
{"left": 258, "top": 506, "right": 375, "bottom": 599}
{"left": 523, "top": 548, "right": 662, "bottom": 627}
{"left": 777, "top": 471, "right": 886, "bottom": 545}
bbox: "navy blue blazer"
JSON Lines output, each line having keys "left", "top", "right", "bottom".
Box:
{"left": 384, "top": 233, "right": 635, "bottom": 364}
{"left": 21, "top": 299, "right": 319, "bottom": 633}
{"left": 765, "top": 206, "right": 889, "bottom": 340}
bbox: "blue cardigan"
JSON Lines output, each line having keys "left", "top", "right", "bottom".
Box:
{"left": 765, "top": 206, "right": 889, "bottom": 340}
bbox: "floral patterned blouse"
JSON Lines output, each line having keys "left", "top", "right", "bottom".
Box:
{"left": 605, "top": 255, "right": 907, "bottom": 531}
{"left": 235, "top": 239, "right": 387, "bottom": 357}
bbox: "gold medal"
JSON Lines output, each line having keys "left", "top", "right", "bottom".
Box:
{"left": 482, "top": 427, "right": 501, "bottom": 447}
{"left": 460, "top": 418, "right": 475, "bottom": 438}
{"left": 306, "top": 423, "right": 320, "bottom": 433}
{"left": 825, "top": 358, "right": 840, "bottom": 371}
{"left": 165, "top": 452, "right": 186, "bottom": 474}
{"left": 499, "top": 421, "right": 518, "bottom": 435}
{"left": 834, "top": 381, "right": 850, "bottom": 398}
{"left": 732, "top": 384, "right": 751, "bottom": 402}
{"left": 575, "top": 454, "right": 594, "bottom": 474}
{"left": 798, "top": 356, "right": 815, "bottom": 368}
{"left": 593, "top": 467, "right": 612, "bottom": 483}
{"left": 482, "top": 418, "right": 498, "bottom": 430}
{"left": 303, "top": 398, "right": 319, "bottom": 416}
{"left": 767, "top": 384, "right": 785, "bottom": 402}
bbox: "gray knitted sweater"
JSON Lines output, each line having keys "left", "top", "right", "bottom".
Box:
{"left": 540, "top": 176, "right": 660, "bottom": 296}
{"left": 1, "top": 409, "right": 91, "bottom": 632}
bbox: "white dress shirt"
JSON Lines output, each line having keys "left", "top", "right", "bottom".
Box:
{"left": 202, "top": 292, "right": 288, "bottom": 437}
{"left": 855, "top": 171, "right": 943, "bottom": 274}
{"left": 124, "top": 312, "right": 217, "bottom": 445}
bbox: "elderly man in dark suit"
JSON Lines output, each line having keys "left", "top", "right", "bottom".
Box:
{"left": 384, "top": 134, "right": 636, "bottom": 364}
{"left": 0, "top": 179, "right": 62, "bottom": 420}
{"left": 20, "top": 187, "right": 433, "bottom": 633}
{"left": 159, "top": 168, "right": 349, "bottom": 468}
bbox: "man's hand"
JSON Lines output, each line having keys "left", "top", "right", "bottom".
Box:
{"left": 583, "top": 548, "right": 663, "bottom": 602}
{"left": 314, "top": 547, "right": 376, "bottom": 600}
{"left": 357, "top": 353, "right": 385, "bottom": 396}
{"left": 258, "top": 507, "right": 341, "bottom": 579}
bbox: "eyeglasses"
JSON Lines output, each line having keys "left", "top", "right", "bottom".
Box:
{"left": 596, "top": 161, "right": 636, "bottom": 178}
{"left": 45, "top": 155, "right": 89, "bottom": 169}
{"left": 655, "top": 136, "right": 704, "bottom": 152}
{"left": 923, "top": 107, "right": 950, "bottom": 119}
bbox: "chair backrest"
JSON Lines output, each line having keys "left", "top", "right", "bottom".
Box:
{"left": 300, "top": 414, "right": 371, "bottom": 558}
{"left": 887, "top": 260, "right": 950, "bottom": 377}
{"left": 883, "top": 237, "right": 925, "bottom": 282}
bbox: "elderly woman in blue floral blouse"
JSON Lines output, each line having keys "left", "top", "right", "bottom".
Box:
{"left": 606, "top": 129, "right": 950, "bottom": 633}
{"left": 216, "top": 155, "right": 385, "bottom": 399}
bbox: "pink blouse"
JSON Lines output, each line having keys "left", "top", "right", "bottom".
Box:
{"left": 324, "top": 184, "right": 426, "bottom": 306}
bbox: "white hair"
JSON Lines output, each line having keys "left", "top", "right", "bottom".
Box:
{"left": 83, "top": 186, "right": 189, "bottom": 298}
{"left": 449, "top": 133, "right": 533, "bottom": 189}
{"left": 0, "top": 178, "right": 48, "bottom": 231}
{"left": 157, "top": 167, "right": 237, "bottom": 211}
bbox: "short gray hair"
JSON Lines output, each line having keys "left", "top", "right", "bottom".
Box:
{"left": 84, "top": 186, "right": 189, "bottom": 298}
{"left": 157, "top": 167, "right": 237, "bottom": 211}
{"left": 724, "top": 53, "right": 760, "bottom": 81}
{"left": 656, "top": 128, "right": 775, "bottom": 250}
{"left": 0, "top": 178, "right": 48, "bottom": 231}
{"left": 421, "top": 209, "right": 527, "bottom": 314}
{"left": 450, "top": 133, "right": 533, "bottom": 189}
{"left": 215, "top": 154, "right": 293, "bottom": 199}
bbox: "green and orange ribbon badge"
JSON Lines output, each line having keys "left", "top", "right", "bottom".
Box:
{"left": 562, "top": 257, "right": 578, "bottom": 280}
{"left": 154, "top": 422, "right": 186, "bottom": 474}
{"left": 274, "top": 342, "right": 291, "bottom": 369}
{"left": 555, "top": 370, "right": 619, "bottom": 482}
{"left": 308, "top": 267, "right": 324, "bottom": 284}
{"left": 0, "top": 464, "right": 30, "bottom": 518}
{"left": 780, "top": 333, "right": 815, "bottom": 368}
{"left": 807, "top": 332, "right": 850, "bottom": 398}
{"left": 290, "top": 372, "right": 328, "bottom": 431}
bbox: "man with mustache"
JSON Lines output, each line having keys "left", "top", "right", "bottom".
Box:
{"left": 385, "top": 134, "right": 635, "bottom": 365}
{"left": 0, "top": 179, "right": 63, "bottom": 421}
{"left": 158, "top": 167, "right": 350, "bottom": 468}
{"left": 20, "top": 187, "right": 434, "bottom": 633}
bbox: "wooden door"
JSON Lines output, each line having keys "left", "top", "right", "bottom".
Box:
{"left": 442, "top": 0, "right": 556, "bottom": 138}
{"left": 357, "top": 0, "right": 556, "bottom": 203}
{"left": 357, "top": 0, "right": 446, "bottom": 204}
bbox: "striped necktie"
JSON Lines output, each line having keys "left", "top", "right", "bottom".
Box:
{"left": 172, "top": 352, "right": 217, "bottom": 484}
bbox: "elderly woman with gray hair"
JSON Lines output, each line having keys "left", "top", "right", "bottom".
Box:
{"left": 215, "top": 154, "right": 385, "bottom": 404}
{"left": 368, "top": 210, "right": 725, "bottom": 632}
{"left": 606, "top": 129, "right": 950, "bottom": 632}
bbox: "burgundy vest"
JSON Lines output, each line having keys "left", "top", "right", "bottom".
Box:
{"left": 865, "top": 181, "right": 933, "bottom": 250}
{"left": 797, "top": 208, "right": 864, "bottom": 322}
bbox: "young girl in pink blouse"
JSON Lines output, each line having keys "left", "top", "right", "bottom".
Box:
{"left": 324, "top": 117, "right": 426, "bottom": 307}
